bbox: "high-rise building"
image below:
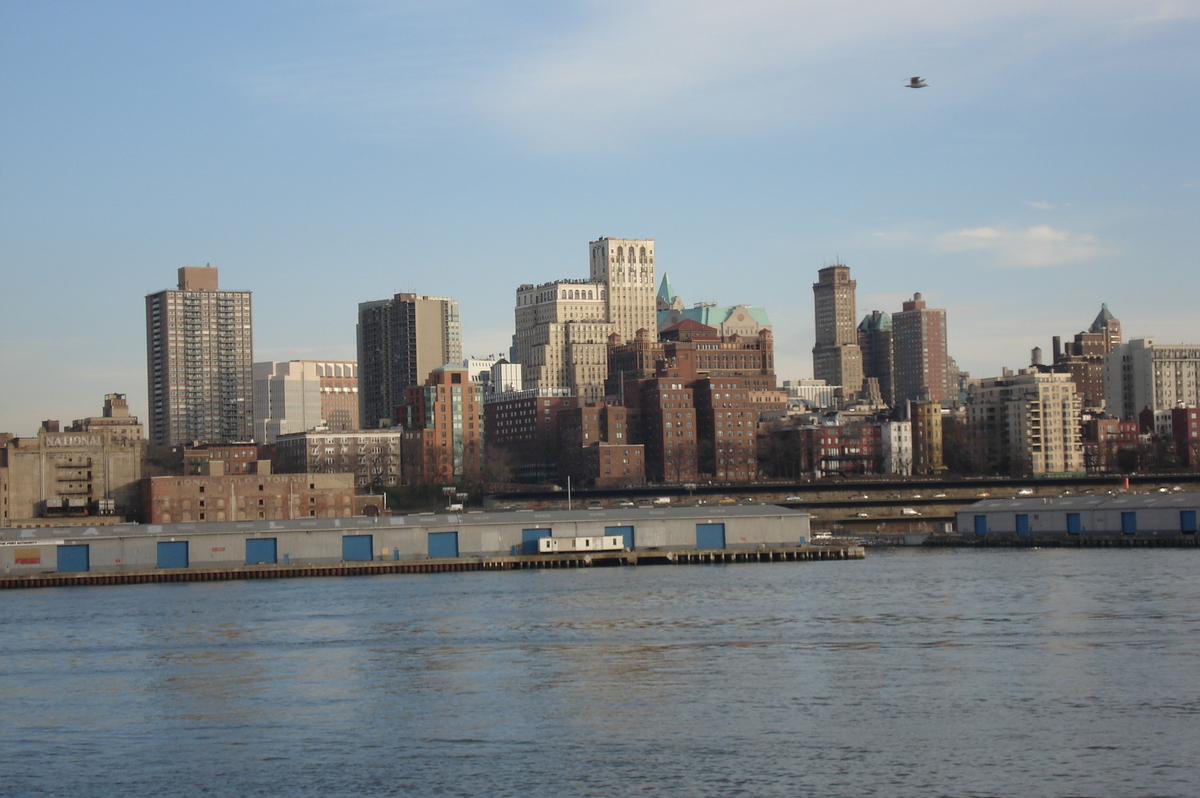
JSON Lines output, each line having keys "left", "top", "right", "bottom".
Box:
{"left": 1105, "top": 339, "right": 1200, "bottom": 420}
{"left": 812, "top": 264, "right": 863, "bottom": 395}
{"left": 967, "top": 370, "right": 1083, "bottom": 476}
{"left": 513, "top": 237, "right": 656, "bottom": 403}
{"left": 400, "top": 365, "right": 485, "bottom": 485}
{"left": 589, "top": 237, "right": 657, "bottom": 341}
{"left": 357, "top": 294, "right": 462, "bottom": 429}
{"left": 857, "top": 311, "right": 894, "bottom": 407}
{"left": 145, "top": 266, "right": 253, "bottom": 448}
{"left": 253, "top": 360, "right": 359, "bottom": 443}
{"left": 892, "top": 292, "right": 950, "bottom": 405}
{"left": 1050, "top": 304, "right": 1122, "bottom": 409}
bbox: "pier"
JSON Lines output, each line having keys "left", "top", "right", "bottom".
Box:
{"left": 0, "top": 544, "right": 862, "bottom": 590}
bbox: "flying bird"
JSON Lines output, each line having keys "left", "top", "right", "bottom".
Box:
{"left": 906, "top": 76, "right": 928, "bottom": 88}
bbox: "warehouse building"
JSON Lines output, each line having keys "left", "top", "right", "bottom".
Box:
{"left": 956, "top": 493, "right": 1199, "bottom": 538}
{"left": 0, "top": 506, "right": 809, "bottom": 576}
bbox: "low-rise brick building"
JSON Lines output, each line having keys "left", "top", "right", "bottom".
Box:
{"left": 142, "top": 471, "right": 355, "bottom": 524}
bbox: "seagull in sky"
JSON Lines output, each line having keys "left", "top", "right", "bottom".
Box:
{"left": 906, "top": 76, "right": 928, "bottom": 88}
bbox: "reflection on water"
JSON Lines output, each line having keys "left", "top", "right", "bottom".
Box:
{"left": 3, "top": 549, "right": 1199, "bottom": 797}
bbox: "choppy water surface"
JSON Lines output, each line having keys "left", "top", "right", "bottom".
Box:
{"left": 3, "top": 549, "right": 1199, "bottom": 797}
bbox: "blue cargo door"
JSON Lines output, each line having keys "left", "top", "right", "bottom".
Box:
{"left": 57, "top": 544, "right": 89, "bottom": 573}
{"left": 1181, "top": 510, "right": 1197, "bottom": 534}
{"left": 342, "top": 534, "right": 374, "bottom": 561}
{"left": 428, "top": 531, "right": 459, "bottom": 558}
{"left": 521, "top": 528, "right": 550, "bottom": 555}
{"left": 973, "top": 515, "right": 987, "bottom": 536}
{"left": 157, "top": 541, "right": 189, "bottom": 569}
{"left": 1121, "top": 512, "right": 1137, "bottom": 534}
{"left": 245, "top": 538, "right": 278, "bottom": 564}
{"left": 1066, "top": 513, "right": 1082, "bottom": 535}
{"left": 696, "top": 523, "right": 726, "bottom": 550}
{"left": 1015, "top": 514, "right": 1030, "bottom": 536}
{"left": 605, "top": 525, "right": 635, "bottom": 549}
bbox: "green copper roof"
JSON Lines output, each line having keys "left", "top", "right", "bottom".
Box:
{"left": 658, "top": 305, "right": 772, "bottom": 329}
{"left": 657, "top": 273, "right": 677, "bottom": 303}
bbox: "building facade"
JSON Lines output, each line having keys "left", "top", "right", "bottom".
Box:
{"left": 274, "top": 430, "right": 404, "bottom": 489}
{"left": 892, "top": 293, "right": 950, "bottom": 405}
{"left": 0, "top": 395, "right": 144, "bottom": 526}
{"left": 145, "top": 266, "right": 253, "bottom": 447}
{"left": 812, "top": 264, "right": 863, "bottom": 396}
{"left": 142, "top": 472, "right": 355, "bottom": 524}
{"left": 253, "top": 360, "right": 359, "bottom": 443}
{"left": 400, "top": 366, "right": 485, "bottom": 485}
{"left": 1051, "top": 304, "right": 1122, "bottom": 409}
{"left": 1105, "top": 339, "right": 1200, "bottom": 421}
{"left": 357, "top": 293, "right": 462, "bottom": 428}
{"left": 512, "top": 238, "right": 657, "bottom": 403}
{"left": 967, "top": 370, "right": 1084, "bottom": 476}
{"left": 857, "top": 310, "right": 894, "bottom": 407}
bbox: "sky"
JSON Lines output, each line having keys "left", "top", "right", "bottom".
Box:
{"left": 2, "top": 0, "right": 1198, "bottom": 436}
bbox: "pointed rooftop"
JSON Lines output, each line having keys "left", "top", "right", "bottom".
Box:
{"left": 1089, "top": 303, "right": 1116, "bottom": 333}
{"left": 657, "top": 273, "right": 677, "bottom": 303}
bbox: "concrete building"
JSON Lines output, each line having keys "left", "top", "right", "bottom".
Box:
{"left": 513, "top": 238, "right": 657, "bottom": 403}
{"left": 145, "top": 266, "right": 253, "bottom": 447}
{"left": 892, "top": 293, "right": 950, "bottom": 406}
{"left": 858, "top": 311, "right": 894, "bottom": 407}
{"left": 1105, "top": 339, "right": 1200, "bottom": 421}
{"left": 0, "top": 395, "right": 145, "bottom": 527}
{"left": 812, "top": 263, "right": 863, "bottom": 396}
{"left": 357, "top": 293, "right": 462, "bottom": 428}
{"left": 274, "top": 430, "right": 404, "bottom": 489}
{"left": 958, "top": 494, "right": 1199, "bottom": 539}
{"left": 400, "top": 365, "right": 485, "bottom": 485}
{"left": 967, "top": 370, "right": 1084, "bottom": 476}
{"left": 782, "top": 380, "right": 838, "bottom": 410}
{"left": 253, "top": 360, "right": 359, "bottom": 443}
{"left": 142, "top": 472, "right": 355, "bottom": 524}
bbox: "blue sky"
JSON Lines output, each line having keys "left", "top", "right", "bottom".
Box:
{"left": 2, "top": 0, "right": 1197, "bottom": 436}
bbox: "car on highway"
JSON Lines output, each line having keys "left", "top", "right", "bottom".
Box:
{"left": 900, "top": 508, "right": 920, "bottom": 516}
{"left": 784, "top": 495, "right": 802, "bottom": 502}
{"left": 1017, "top": 489, "right": 1034, "bottom": 496}
{"left": 614, "top": 500, "right": 635, "bottom": 508}
{"left": 854, "top": 512, "right": 870, "bottom": 518}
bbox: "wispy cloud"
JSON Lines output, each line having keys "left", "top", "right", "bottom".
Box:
{"left": 1024, "top": 200, "right": 1055, "bottom": 210}
{"left": 232, "top": 0, "right": 1197, "bottom": 149}
{"left": 935, "top": 225, "right": 1116, "bottom": 267}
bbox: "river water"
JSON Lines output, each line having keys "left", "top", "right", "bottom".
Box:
{"left": 2, "top": 549, "right": 1198, "bottom": 797}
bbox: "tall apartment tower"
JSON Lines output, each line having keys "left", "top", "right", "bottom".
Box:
{"left": 812, "top": 264, "right": 863, "bottom": 394}
{"left": 892, "top": 292, "right": 951, "bottom": 405}
{"left": 145, "top": 266, "right": 253, "bottom": 448}
{"left": 357, "top": 293, "right": 462, "bottom": 429}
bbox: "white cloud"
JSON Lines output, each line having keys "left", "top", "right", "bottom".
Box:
{"left": 235, "top": 0, "right": 1197, "bottom": 149}
{"left": 935, "top": 224, "right": 1116, "bottom": 267}
{"left": 1025, "top": 200, "right": 1055, "bottom": 210}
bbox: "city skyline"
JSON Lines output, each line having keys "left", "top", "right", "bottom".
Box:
{"left": 3, "top": 2, "right": 1198, "bottom": 435}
